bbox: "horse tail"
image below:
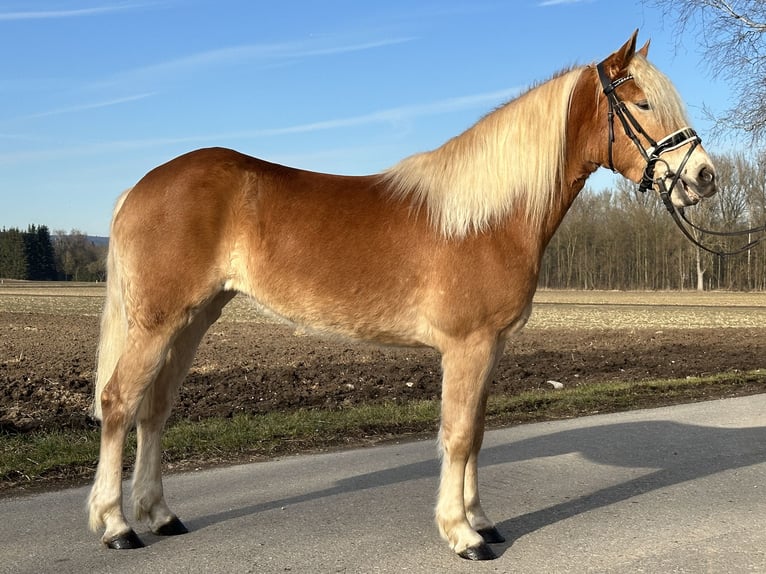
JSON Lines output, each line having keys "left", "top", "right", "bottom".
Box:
{"left": 92, "top": 188, "right": 132, "bottom": 421}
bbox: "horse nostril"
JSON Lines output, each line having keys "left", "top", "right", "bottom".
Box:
{"left": 699, "top": 166, "right": 715, "bottom": 185}
{"left": 697, "top": 166, "right": 717, "bottom": 197}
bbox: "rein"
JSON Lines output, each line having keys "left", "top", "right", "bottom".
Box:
{"left": 661, "top": 196, "right": 766, "bottom": 256}
{"left": 596, "top": 61, "right": 766, "bottom": 258}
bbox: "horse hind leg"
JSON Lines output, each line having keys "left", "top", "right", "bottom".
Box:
{"left": 131, "top": 291, "right": 235, "bottom": 537}
{"left": 87, "top": 327, "right": 177, "bottom": 549}
{"left": 435, "top": 335, "right": 504, "bottom": 561}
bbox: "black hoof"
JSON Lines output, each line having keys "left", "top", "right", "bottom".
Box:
{"left": 477, "top": 526, "right": 506, "bottom": 544}
{"left": 153, "top": 517, "right": 189, "bottom": 536}
{"left": 458, "top": 542, "right": 497, "bottom": 561}
{"left": 105, "top": 529, "right": 145, "bottom": 549}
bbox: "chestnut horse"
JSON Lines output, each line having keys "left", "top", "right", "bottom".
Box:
{"left": 88, "top": 31, "right": 717, "bottom": 560}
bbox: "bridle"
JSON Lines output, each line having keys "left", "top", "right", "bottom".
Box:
{"left": 597, "top": 62, "right": 700, "bottom": 196}
{"left": 597, "top": 61, "right": 766, "bottom": 257}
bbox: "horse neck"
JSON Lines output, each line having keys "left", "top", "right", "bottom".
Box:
{"left": 537, "top": 65, "right": 606, "bottom": 245}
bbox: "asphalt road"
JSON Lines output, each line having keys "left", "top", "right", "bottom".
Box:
{"left": 3, "top": 395, "right": 766, "bottom": 573}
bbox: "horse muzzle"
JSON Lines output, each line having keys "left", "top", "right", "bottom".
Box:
{"left": 661, "top": 163, "right": 716, "bottom": 207}
{"left": 673, "top": 154, "right": 718, "bottom": 208}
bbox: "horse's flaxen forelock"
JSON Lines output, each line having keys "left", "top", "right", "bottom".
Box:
{"left": 628, "top": 54, "right": 690, "bottom": 132}
{"left": 382, "top": 67, "right": 585, "bottom": 238}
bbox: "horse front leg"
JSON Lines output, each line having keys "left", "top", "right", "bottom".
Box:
{"left": 463, "top": 451, "right": 506, "bottom": 544}
{"left": 436, "top": 335, "right": 504, "bottom": 560}
{"left": 463, "top": 341, "right": 506, "bottom": 545}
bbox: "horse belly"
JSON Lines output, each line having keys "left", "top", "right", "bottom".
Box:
{"left": 226, "top": 225, "right": 429, "bottom": 346}
{"left": 228, "top": 267, "right": 427, "bottom": 346}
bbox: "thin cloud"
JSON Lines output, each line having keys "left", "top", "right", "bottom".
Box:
{"left": 18, "top": 93, "right": 157, "bottom": 120}
{"left": 119, "top": 86, "right": 522, "bottom": 142}
{"left": 104, "top": 36, "right": 415, "bottom": 87}
{"left": 0, "top": 4, "right": 151, "bottom": 21}
{"left": 249, "top": 87, "right": 523, "bottom": 137}
{"left": 538, "top": 0, "right": 592, "bottom": 6}
{"left": 0, "top": 87, "right": 522, "bottom": 165}
{"left": 0, "top": 132, "right": 42, "bottom": 142}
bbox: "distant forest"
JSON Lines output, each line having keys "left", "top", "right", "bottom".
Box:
{"left": 539, "top": 152, "right": 766, "bottom": 291}
{"left": 0, "top": 226, "right": 107, "bottom": 282}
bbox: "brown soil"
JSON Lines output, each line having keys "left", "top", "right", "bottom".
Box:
{"left": 2, "top": 312, "right": 765, "bottom": 434}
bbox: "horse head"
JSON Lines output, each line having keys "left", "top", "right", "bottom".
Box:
{"left": 597, "top": 30, "right": 717, "bottom": 209}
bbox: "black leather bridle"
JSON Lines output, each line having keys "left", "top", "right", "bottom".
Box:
{"left": 597, "top": 61, "right": 766, "bottom": 257}
{"left": 596, "top": 61, "right": 701, "bottom": 197}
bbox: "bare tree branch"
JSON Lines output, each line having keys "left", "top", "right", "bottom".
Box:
{"left": 647, "top": 0, "right": 766, "bottom": 141}
{"left": 717, "top": 0, "right": 766, "bottom": 32}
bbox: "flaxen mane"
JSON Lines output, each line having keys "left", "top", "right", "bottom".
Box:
{"left": 383, "top": 67, "right": 584, "bottom": 238}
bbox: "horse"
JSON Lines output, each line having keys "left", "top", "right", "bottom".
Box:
{"left": 87, "top": 31, "right": 717, "bottom": 561}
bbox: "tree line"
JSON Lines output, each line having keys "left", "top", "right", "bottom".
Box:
{"left": 0, "top": 226, "right": 107, "bottom": 282}
{"left": 540, "top": 152, "right": 766, "bottom": 291}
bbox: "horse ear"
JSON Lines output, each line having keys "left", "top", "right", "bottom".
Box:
{"left": 601, "top": 29, "right": 639, "bottom": 78}
{"left": 638, "top": 39, "right": 650, "bottom": 57}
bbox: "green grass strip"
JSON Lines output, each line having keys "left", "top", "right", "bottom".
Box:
{"left": 2, "top": 370, "right": 765, "bottom": 492}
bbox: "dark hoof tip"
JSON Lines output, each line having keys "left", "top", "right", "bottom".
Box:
{"left": 477, "top": 526, "right": 506, "bottom": 544}
{"left": 458, "top": 542, "right": 497, "bottom": 561}
{"left": 153, "top": 517, "right": 189, "bottom": 536}
{"left": 105, "top": 529, "right": 145, "bottom": 549}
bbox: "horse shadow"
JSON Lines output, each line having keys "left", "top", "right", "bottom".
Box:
{"left": 181, "top": 413, "right": 766, "bottom": 556}
{"left": 488, "top": 418, "right": 766, "bottom": 556}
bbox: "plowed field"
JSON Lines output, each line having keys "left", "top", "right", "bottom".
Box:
{"left": 2, "top": 285, "right": 766, "bottom": 433}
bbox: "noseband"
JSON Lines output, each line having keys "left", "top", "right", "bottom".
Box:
{"left": 596, "top": 61, "right": 766, "bottom": 257}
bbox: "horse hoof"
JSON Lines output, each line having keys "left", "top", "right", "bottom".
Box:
{"left": 153, "top": 517, "right": 189, "bottom": 536}
{"left": 105, "top": 529, "right": 145, "bottom": 549}
{"left": 458, "top": 542, "right": 497, "bottom": 561}
{"left": 477, "top": 526, "right": 506, "bottom": 544}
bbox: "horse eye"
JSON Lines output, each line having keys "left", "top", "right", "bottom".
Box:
{"left": 636, "top": 100, "right": 651, "bottom": 111}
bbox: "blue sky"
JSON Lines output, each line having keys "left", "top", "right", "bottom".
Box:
{"left": 0, "top": 1, "right": 733, "bottom": 236}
